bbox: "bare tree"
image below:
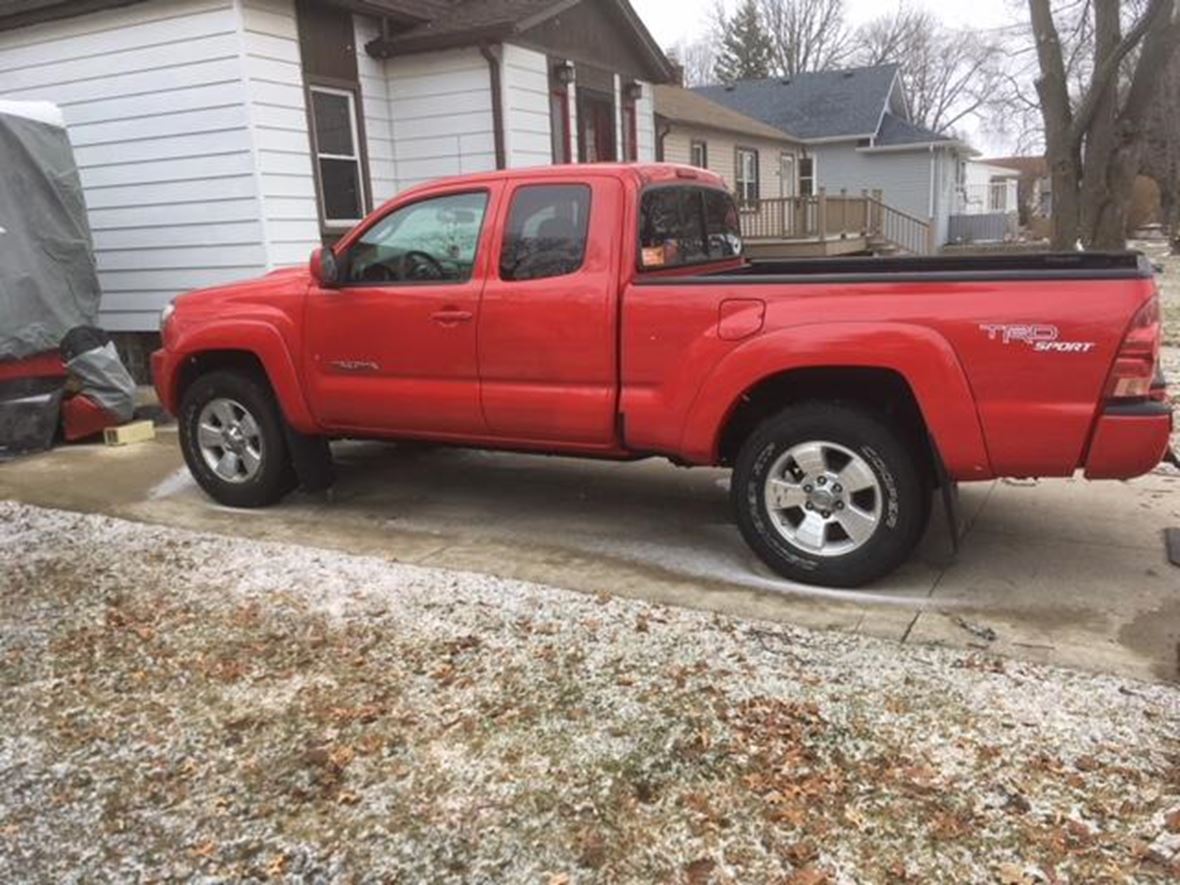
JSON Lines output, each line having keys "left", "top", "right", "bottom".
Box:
{"left": 856, "top": 4, "right": 1005, "bottom": 135}
{"left": 668, "top": 38, "right": 719, "bottom": 87}
{"left": 1030, "top": 0, "right": 1180, "bottom": 249}
{"left": 758, "top": 0, "right": 851, "bottom": 76}
{"left": 1140, "top": 44, "right": 1180, "bottom": 252}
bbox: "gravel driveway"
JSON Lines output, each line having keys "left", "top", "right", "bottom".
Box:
{"left": 2, "top": 501, "right": 1179, "bottom": 883}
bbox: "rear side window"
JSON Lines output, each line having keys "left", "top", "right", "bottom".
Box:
{"left": 500, "top": 184, "right": 591, "bottom": 281}
{"left": 639, "top": 187, "right": 742, "bottom": 270}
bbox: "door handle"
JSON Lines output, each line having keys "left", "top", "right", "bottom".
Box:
{"left": 431, "top": 308, "right": 473, "bottom": 325}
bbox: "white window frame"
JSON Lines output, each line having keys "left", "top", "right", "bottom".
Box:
{"left": 690, "top": 139, "right": 708, "bottom": 169}
{"left": 309, "top": 84, "right": 365, "bottom": 228}
{"left": 736, "top": 147, "right": 759, "bottom": 205}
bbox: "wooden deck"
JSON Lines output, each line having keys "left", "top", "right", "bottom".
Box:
{"left": 739, "top": 190, "right": 934, "bottom": 258}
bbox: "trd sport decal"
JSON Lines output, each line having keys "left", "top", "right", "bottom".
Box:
{"left": 979, "top": 324, "right": 1097, "bottom": 353}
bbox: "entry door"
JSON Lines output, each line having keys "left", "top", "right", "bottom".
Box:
{"left": 478, "top": 177, "right": 622, "bottom": 445}
{"left": 578, "top": 91, "right": 616, "bottom": 162}
{"left": 303, "top": 188, "right": 498, "bottom": 436}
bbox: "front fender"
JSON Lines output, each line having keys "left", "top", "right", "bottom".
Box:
{"left": 163, "top": 320, "right": 318, "bottom": 434}
{"left": 679, "top": 322, "right": 994, "bottom": 479}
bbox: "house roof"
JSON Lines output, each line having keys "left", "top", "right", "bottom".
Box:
{"left": 653, "top": 84, "right": 797, "bottom": 143}
{"left": 873, "top": 112, "right": 952, "bottom": 147}
{"left": 693, "top": 64, "right": 902, "bottom": 141}
{"left": 367, "top": 0, "right": 674, "bottom": 80}
{"left": 983, "top": 156, "right": 1048, "bottom": 176}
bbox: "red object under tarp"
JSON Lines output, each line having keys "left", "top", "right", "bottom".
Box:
{"left": 0, "top": 350, "right": 65, "bottom": 382}
{"left": 61, "top": 394, "right": 112, "bottom": 441}
{"left": 0, "top": 350, "right": 123, "bottom": 441}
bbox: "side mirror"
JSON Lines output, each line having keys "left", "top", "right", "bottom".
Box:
{"left": 310, "top": 247, "right": 340, "bottom": 288}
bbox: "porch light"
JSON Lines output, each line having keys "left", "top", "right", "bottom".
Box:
{"left": 623, "top": 81, "right": 643, "bottom": 100}
{"left": 553, "top": 60, "right": 575, "bottom": 86}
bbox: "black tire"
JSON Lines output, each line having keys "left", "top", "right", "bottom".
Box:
{"left": 179, "top": 369, "right": 296, "bottom": 508}
{"left": 732, "top": 402, "right": 929, "bottom": 588}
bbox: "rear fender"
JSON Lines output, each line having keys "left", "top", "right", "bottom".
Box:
{"left": 680, "top": 322, "right": 994, "bottom": 479}
{"left": 168, "top": 321, "right": 317, "bottom": 433}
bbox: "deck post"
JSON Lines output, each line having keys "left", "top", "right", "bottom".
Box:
{"left": 816, "top": 187, "right": 827, "bottom": 242}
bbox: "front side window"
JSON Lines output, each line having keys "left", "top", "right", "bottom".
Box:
{"left": 500, "top": 184, "right": 591, "bottom": 281}
{"left": 309, "top": 86, "right": 364, "bottom": 226}
{"left": 344, "top": 191, "right": 488, "bottom": 285}
{"left": 690, "top": 140, "right": 708, "bottom": 169}
{"left": 736, "top": 148, "right": 759, "bottom": 205}
{"left": 638, "top": 186, "right": 742, "bottom": 270}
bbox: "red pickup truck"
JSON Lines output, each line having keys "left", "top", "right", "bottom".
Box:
{"left": 153, "top": 163, "right": 1173, "bottom": 587}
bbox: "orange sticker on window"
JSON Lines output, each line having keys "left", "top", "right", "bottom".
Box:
{"left": 642, "top": 246, "right": 666, "bottom": 267}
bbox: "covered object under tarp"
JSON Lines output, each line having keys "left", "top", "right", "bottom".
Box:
{"left": 0, "top": 100, "right": 103, "bottom": 359}
{"left": 0, "top": 100, "right": 134, "bottom": 454}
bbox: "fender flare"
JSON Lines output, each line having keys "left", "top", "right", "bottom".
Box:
{"left": 169, "top": 320, "right": 319, "bottom": 434}
{"left": 679, "top": 322, "right": 994, "bottom": 479}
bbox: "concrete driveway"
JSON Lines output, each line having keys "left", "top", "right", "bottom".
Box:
{"left": 2, "top": 424, "right": 1178, "bottom": 682}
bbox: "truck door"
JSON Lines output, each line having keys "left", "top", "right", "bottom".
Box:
{"left": 478, "top": 177, "right": 622, "bottom": 445}
{"left": 303, "top": 186, "right": 498, "bottom": 435}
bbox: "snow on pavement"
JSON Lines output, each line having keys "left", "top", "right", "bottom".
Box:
{"left": 1, "top": 501, "right": 1178, "bottom": 882}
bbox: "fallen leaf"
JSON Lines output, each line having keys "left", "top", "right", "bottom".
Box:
{"left": 265, "top": 853, "right": 286, "bottom": 878}
{"left": 684, "top": 857, "right": 715, "bottom": 884}
{"left": 190, "top": 840, "right": 217, "bottom": 859}
{"left": 1165, "top": 809, "right": 1180, "bottom": 833}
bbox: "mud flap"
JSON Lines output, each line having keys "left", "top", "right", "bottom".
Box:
{"left": 283, "top": 422, "right": 334, "bottom": 494}
{"left": 1166, "top": 528, "right": 1180, "bottom": 568}
{"left": 930, "top": 434, "right": 962, "bottom": 555}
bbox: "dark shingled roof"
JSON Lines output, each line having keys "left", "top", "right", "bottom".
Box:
{"left": 874, "top": 112, "right": 952, "bottom": 147}
{"left": 693, "top": 64, "right": 902, "bottom": 141}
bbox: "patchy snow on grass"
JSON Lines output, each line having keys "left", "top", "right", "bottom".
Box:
{"left": 1, "top": 501, "right": 1178, "bottom": 883}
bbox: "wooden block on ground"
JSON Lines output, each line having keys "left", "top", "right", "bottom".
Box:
{"left": 103, "top": 419, "right": 156, "bottom": 446}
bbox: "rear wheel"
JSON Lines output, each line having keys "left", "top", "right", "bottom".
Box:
{"left": 179, "top": 370, "right": 295, "bottom": 508}
{"left": 732, "top": 402, "right": 929, "bottom": 587}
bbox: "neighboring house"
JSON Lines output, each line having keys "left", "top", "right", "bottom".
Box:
{"left": 0, "top": 0, "right": 672, "bottom": 335}
{"left": 960, "top": 160, "right": 1019, "bottom": 216}
{"left": 984, "top": 156, "right": 1052, "bottom": 231}
{"left": 695, "top": 64, "right": 972, "bottom": 248}
{"left": 652, "top": 83, "right": 801, "bottom": 203}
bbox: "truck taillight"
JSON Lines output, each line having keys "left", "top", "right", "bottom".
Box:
{"left": 1106, "top": 295, "right": 1161, "bottom": 400}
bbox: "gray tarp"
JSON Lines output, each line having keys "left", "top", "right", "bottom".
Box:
{"left": 0, "top": 101, "right": 102, "bottom": 360}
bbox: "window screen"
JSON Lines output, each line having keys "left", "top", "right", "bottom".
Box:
{"left": 499, "top": 185, "right": 591, "bottom": 281}
{"left": 638, "top": 186, "right": 742, "bottom": 270}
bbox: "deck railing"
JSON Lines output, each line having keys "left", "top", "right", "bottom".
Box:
{"left": 739, "top": 188, "right": 934, "bottom": 254}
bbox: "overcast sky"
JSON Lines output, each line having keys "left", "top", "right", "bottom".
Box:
{"left": 630, "top": 0, "right": 1027, "bottom": 153}
{"left": 631, "top": 0, "right": 1020, "bottom": 49}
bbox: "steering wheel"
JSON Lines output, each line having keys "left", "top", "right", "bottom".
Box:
{"left": 397, "top": 250, "right": 445, "bottom": 281}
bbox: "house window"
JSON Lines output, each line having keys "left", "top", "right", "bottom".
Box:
{"left": 988, "top": 178, "right": 1008, "bottom": 212}
{"left": 550, "top": 88, "right": 571, "bottom": 163}
{"left": 309, "top": 86, "right": 364, "bottom": 226}
{"left": 798, "top": 156, "right": 815, "bottom": 196}
{"left": 690, "top": 140, "right": 708, "bottom": 168}
{"left": 735, "top": 148, "right": 759, "bottom": 205}
{"left": 500, "top": 184, "right": 591, "bottom": 281}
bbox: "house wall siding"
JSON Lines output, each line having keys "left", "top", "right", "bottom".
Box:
{"left": 0, "top": 0, "right": 264, "bottom": 331}
{"left": 353, "top": 13, "right": 398, "bottom": 204}
{"left": 662, "top": 125, "right": 798, "bottom": 200}
{"left": 383, "top": 47, "right": 497, "bottom": 192}
{"left": 813, "top": 142, "right": 934, "bottom": 228}
{"left": 240, "top": 0, "right": 319, "bottom": 267}
{"left": 501, "top": 43, "right": 551, "bottom": 168}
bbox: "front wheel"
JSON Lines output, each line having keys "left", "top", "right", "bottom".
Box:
{"left": 179, "top": 370, "right": 296, "bottom": 508}
{"left": 732, "top": 403, "right": 929, "bottom": 588}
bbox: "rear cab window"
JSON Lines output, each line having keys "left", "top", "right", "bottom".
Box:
{"left": 638, "top": 186, "right": 742, "bottom": 272}
{"left": 500, "top": 184, "right": 591, "bottom": 281}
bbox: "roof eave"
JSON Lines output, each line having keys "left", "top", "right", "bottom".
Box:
{"left": 856, "top": 139, "right": 967, "bottom": 153}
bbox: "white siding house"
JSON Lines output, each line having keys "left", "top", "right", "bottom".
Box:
{"left": 0, "top": 0, "right": 672, "bottom": 333}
